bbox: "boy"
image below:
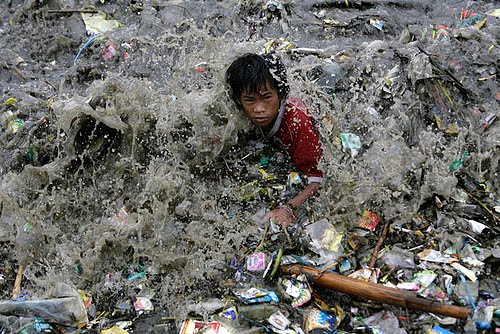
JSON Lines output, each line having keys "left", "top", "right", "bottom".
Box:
{"left": 225, "top": 53, "right": 323, "bottom": 227}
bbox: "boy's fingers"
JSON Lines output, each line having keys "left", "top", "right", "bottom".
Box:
{"left": 261, "top": 211, "right": 272, "bottom": 222}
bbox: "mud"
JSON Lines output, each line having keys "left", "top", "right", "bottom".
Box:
{"left": 0, "top": 0, "right": 499, "bottom": 333}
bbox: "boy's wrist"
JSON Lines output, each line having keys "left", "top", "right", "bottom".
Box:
{"left": 278, "top": 203, "right": 295, "bottom": 218}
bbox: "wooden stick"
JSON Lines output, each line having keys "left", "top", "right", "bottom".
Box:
{"left": 11, "top": 263, "right": 25, "bottom": 299}
{"left": 280, "top": 264, "right": 470, "bottom": 320}
{"left": 369, "top": 221, "right": 390, "bottom": 268}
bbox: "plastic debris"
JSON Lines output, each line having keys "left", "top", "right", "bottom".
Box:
{"left": 264, "top": 37, "right": 295, "bottom": 53}
{"left": 281, "top": 274, "right": 312, "bottom": 308}
{"left": 479, "top": 113, "right": 497, "bottom": 131}
{"left": 370, "top": 18, "right": 384, "bottom": 30}
{"left": 417, "top": 249, "right": 458, "bottom": 264}
{"left": 412, "top": 270, "right": 437, "bottom": 292}
{"left": 451, "top": 262, "right": 477, "bottom": 282}
{"left": 81, "top": 11, "right": 122, "bottom": 34}
{"left": 306, "top": 219, "right": 344, "bottom": 265}
{"left": 397, "top": 282, "right": 420, "bottom": 291}
{"left": 304, "top": 308, "right": 341, "bottom": 333}
{"left": 133, "top": 297, "right": 153, "bottom": 312}
{"left": 0, "top": 283, "right": 88, "bottom": 327}
{"left": 268, "top": 310, "right": 291, "bottom": 330}
{"left": 246, "top": 252, "right": 266, "bottom": 272}
{"left": 233, "top": 288, "right": 279, "bottom": 304}
{"left": 3, "top": 97, "right": 17, "bottom": 106}
{"left": 101, "top": 40, "right": 119, "bottom": 60}
{"left": 459, "top": 10, "right": 483, "bottom": 26}
{"left": 179, "top": 319, "right": 222, "bottom": 334}
{"left": 219, "top": 306, "right": 238, "bottom": 320}
{"left": 339, "top": 133, "right": 361, "bottom": 158}
{"left": 485, "top": 9, "right": 500, "bottom": 17}
{"left": 348, "top": 268, "right": 379, "bottom": 283}
{"left": 434, "top": 25, "right": 449, "bottom": 40}
{"left": 33, "top": 318, "right": 52, "bottom": 332}
{"left": 102, "top": 326, "right": 129, "bottom": 334}
{"left": 6, "top": 117, "right": 24, "bottom": 134}
{"left": 449, "top": 151, "right": 468, "bottom": 172}
{"left": 430, "top": 325, "right": 455, "bottom": 334}
{"left": 473, "top": 300, "right": 497, "bottom": 330}
{"left": 357, "top": 210, "right": 380, "bottom": 232}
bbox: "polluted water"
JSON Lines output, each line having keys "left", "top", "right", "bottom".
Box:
{"left": 0, "top": 0, "right": 499, "bottom": 333}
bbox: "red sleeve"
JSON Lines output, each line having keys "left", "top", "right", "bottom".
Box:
{"left": 286, "top": 102, "right": 324, "bottom": 183}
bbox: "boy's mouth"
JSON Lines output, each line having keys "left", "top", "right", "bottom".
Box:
{"left": 253, "top": 116, "right": 269, "bottom": 126}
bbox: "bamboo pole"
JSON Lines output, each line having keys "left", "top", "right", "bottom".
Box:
{"left": 280, "top": 264, "right": 470, "bottom": 320}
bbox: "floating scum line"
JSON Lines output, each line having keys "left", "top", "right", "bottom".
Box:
{"left": 280, "top": 264, "right": 470, "bottom": 320}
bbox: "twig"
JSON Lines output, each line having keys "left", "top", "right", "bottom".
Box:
{"left": 48, "top": 9, "right": 98, "bottom": 14}
{"left": 255, "top": 225, "right": 270, "bottom": 252}
{"left": 369, "top": 221, "right": 390, "bottom": 268}
{"left": 10, "top": 66, "right": 28, "bottom": 81}
{"left": 12, "top": 263, "right": 25, "bottom": 299}
{"left": 462, "top": 188, "right": 500, "bottom": 223}
{"left": 417, "top": 42, "right": 471, "bottom": 97}
{"left": 281, "top": 226, "right": 293, "bottom": 245}
{"left": 45, "top": 80, "right": 58, "bottom": 91}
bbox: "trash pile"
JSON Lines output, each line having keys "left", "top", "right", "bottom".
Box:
{"left": 0, "top": 0, "right": 499, "bottom": 333}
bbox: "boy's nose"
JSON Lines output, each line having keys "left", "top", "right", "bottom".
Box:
{"left": 253, "top": 101, "right": 266, "bottom": 114}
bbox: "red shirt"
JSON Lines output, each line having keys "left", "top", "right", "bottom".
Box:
{"left": 268, "top": 97, "right": 324, "bottom": 183}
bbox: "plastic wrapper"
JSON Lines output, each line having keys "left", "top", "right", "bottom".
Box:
{"left": 339, "top": 133, "right": 361, "bottom": 158}
{"left": 304, "top": 308, "right": 341, "bottom": 333}
{"left": 179, "top": 320, "right": 221, "bottom": 334}
{"left": 381, "top": 246, "right": 415, "bottom": 268}
{"left": 0, "top": 283, "right": 88, "bottom": 327}
{"left": 247, "top": 252, "right": 266, "bottom": 272}
{"left": 305, "top": 219, "right": 344, "bottom": 265}
{"left": 233, "top": 288, "right": 279, "bottom": 304}
{"left": 268, "top": 310, "right": 291, "bottom": 330}
{"left": 417, "top": 249, "right": 457, "bottom": 264}
{"left": 357, "top": 210, "right": 380, "bottom": 231}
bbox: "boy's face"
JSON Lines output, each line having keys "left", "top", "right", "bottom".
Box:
{"left": 239, "top": 84, "right": 280, "bottom": 129}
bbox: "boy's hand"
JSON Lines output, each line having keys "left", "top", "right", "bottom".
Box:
{"left": 262, "top": 207, "right": 294, "bottom": 227}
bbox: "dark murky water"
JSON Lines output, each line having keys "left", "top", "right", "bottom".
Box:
{"left": 0, "top": 0, "right": 498, "bottom": 332}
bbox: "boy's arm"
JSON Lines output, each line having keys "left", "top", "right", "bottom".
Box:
{"left": 262, "top": 181, "right": 321, "bottom": 227}
{"left": 288, "top": 182, "right": 321, "bottom": 208}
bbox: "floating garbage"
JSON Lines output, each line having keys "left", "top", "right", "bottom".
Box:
{"left": 357, "top": 210, "right": 380, "bottom": 232}
{"left": 6, "top": 117, "right": 24, "bottom": 134}
{"left": 3, "top": 97, "right": 17, "bottom": 106}
{"left": 304, "top": 308, "right": 341, "bottom": 333}
{"left": 81, "top": 11, "right": 122, "bottom": 35}
{"left": 370, "top": 18, "right": 384, "bottom": 31}
{"left": 0, "top": 283, "right": 88, "bottom": 327}
{"left": 306, "top": 219, "right": 344, "bottom": 265}
{"left": 179, "top": 319, "right": 223, "bottom": 334}
{"left": 102, "top": 326, "right": 129, "bottom": 334}
{"left": 101, "top": 40, "right": 119, "bottom": 60}
{"left": 459, "top": 10, "right": 483, "bottom": 26}
{"left": 233, "top": 288, "right": 279, "bottom": 304}
{"left": 434, "top": 25, "right": 449, "bottom": 40}
{"left": 0, "top": 0, "right": 499, "bottom": 333}
{"left": 338, "top": 133, "right": 361, "bottom": 158}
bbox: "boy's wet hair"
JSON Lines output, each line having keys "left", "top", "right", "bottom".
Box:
{"left": 225, "top": 53, "right": 289, "bottom": 105}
